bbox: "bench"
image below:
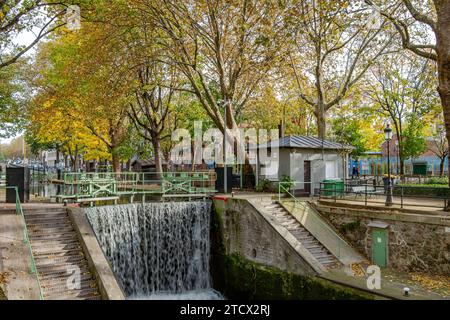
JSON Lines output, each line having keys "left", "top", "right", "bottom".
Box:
{"left": 351, "top": 186, "right": 384, "bottom": 198}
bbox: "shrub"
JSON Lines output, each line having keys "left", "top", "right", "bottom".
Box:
{"left": 279, "top": 175, "right": 294, "bottom": 190}
{"left": 256, "top": 179, "right": 274, "bottom": 192}
{"left": 395, "top": 184, "right": 450, "bottom": 197}
{"left": 425, "top": 177, "right": 448, "bottom": 185}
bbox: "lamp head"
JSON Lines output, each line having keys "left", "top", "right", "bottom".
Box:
{"left": 384, "top": 124, "right": 393, "bottom": 141}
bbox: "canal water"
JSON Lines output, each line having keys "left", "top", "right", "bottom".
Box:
{"left": 85, "top": 201, "right": 222, "bottom": 300}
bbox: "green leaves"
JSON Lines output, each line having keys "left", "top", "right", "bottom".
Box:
{"left": 402, "top": 114, "right": 427, "bottom": 160}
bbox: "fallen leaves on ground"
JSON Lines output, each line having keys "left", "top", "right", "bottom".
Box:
{"left": 409, "top": 272, "right": 450, "bottom": 293}
{"left": 350, "top": 263, "right": 366, "bottom": 277}
{"left": 0, "top": 272, "right": 10, "bottom": 284}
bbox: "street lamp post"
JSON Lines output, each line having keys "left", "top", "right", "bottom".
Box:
{"left": 384, "top": 124, "right": 394, "bottom": 206}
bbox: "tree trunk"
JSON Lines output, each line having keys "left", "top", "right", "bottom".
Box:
{"left": 55, "top": 149, "right": 60, "bottom": 167}
{"left": 112, "top": 151, "right": 121, "bottom": 173}
{"left": 316, "top": 108, "right": 327, "bottom": 139}
{"left": 399, "top": 157, "right": 405, "bottom": 176}
{"left": 435, "top": 0, "right": 450, "bottom": 186}
{"left": 152, "top": 139, "right": 163, "bottom": 179}
{"left": 439, "top": 157, "right": 445, "bottom": 176}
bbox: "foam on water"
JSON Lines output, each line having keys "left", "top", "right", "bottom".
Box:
{"left": 129, "top": 289, "right": 224, "bottom": 300}
{"left": 86, "top": 201, "right": 219, "bottom": 299}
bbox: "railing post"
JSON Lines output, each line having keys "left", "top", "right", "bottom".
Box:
{"left": 401, "top": 186, "right": 404, "bottom": 209}
{"left": 278, "top": 183, "right": 281, "bottom": 203}
{"left": 365, "top": 184, "right": 367, "bottom": 206}
{"left": 334, "top": 183, "right": 337, "bottom": 203}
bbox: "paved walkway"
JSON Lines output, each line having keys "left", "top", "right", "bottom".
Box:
{"left": 320, "top": 195, "right": 448, "bottom": 212}
{"left": 324, "top": 264, "right": 450, "bottom": 300}
{"left": 0, "top": 211, "right": 41, "bottom": 300}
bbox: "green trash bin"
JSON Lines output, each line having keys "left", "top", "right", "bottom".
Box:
{"left": 322, "top": 179, "right": 344, "bottom": 197}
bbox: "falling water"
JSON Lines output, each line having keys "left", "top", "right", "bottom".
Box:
{"left": 85, "top": 201, "right": 221, "bottom": 299}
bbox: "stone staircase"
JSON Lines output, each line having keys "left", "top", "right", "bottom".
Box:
{"left": 262, "top": 200, "right": 340, "bottom": 269}
{"left": 23, "top": 207, "right": 101, "bottom": 300}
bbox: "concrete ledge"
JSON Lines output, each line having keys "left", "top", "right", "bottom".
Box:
{"left": 67, "top": 207, "right": 125, "bottom": 300}
{"left": 316, "top": 201, "right": 450, "bottom": 226}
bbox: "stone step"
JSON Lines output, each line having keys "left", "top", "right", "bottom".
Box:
{"left": 316, "top": 257, "right": 337, "bottom": 264}
{"left": 31, "top": 238, "right": 81, "bottom": 248}
{"left": 39, "top": 265, "right": 92, "bottom": 279}
{"left": 28, "top": 226, "right": 75, "bottom": 235}
{"left": 313, "top": 252, "right": 334, "bottom": 259}
{"left": 24, "top": 206, "right": 101, "bottom": 300}
{"left": 280, "top": 221, "right": 298, "bottom": 227}
{"left": 290, "top": 229, "right": 309, "bottom": 235}
{"left": 308, "top": 248, "right": 328, "bottom": 254}
{"left": 37, "top": 260, "right": 90, "bottom": 275}
{"left": 27, "top": 222, "right": 73, "bottom": 231}
{"left": 33, "top": 243, "right": 82, "bottom": 255}
{"left": 296, "top": 235, "right": 314, "bottom": 242}
{"left": 40, "top": 273, "right": 95, "bottom": 285}
{"left": 29, "top": 232, "right": 78, "bottom": 242}
{"left": 24, "top": 209, "right": 67, "bottom": 215}
{"left": 34, "top": 253, "right": 86, "bottom": 266}
{"left": 34, "top": 248, "right": 84, "bottom": 258}
{"left": 25, "top": 215, "right": 70, "bottom": 223}
{"left": 41, "top": 279, "right": 97, "bottom": 294}
{"left": 45, "top": 287, "right": 100, "bottom": 300}
{"left": 304, "top": 244, "right": 323, "bottom": 250}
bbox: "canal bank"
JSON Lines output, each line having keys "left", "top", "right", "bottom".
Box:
{"left": 211, "top": 196, "right": 449, "bottom": 300}
{"left": 210, "top": 196, "right": 377, "bottom": 299}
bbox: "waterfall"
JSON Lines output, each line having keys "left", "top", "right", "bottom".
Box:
{"left": 85, "top": 201, "right": 219, "bottom": 299}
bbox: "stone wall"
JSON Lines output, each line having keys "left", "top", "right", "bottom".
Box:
{"left": 212, "top": 197, "right": 316, "bottom": 277}
{"left": 211, "top": 198, "right": 377, "bottom": 300}
{"left": 316, "top": 203, "right": 450, "bottom": 275}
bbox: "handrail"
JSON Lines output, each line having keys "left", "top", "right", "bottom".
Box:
{"left": 4, "top": 186, "right": 44, "bottom": 300}
{"left": 278, "top": 182, "right": 356, "bottom": 260}
{"left": 58, "top": 171, "right": 218, "bottom": 202}
{"left": 318, "top": 181, "right": 450, "bottom": 209}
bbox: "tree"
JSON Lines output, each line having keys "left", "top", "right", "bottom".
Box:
{"left": 27, "top": 25, "right": 131, "bottom": 172}
{"left": 0, "top": 61, "right": 28, "bottom": 137}
{"left": 288, "top": 0, "right": 394, "bottom": 138}
{"left": 365, "top": 0, "right": 450, "bottom": 183}
{"left": 128, "top": 62, "right": 179, "bottom": 175}
{"left": 366, "top": 53, "right": 438, "bottom": 175}
{"left": 331, "top": 117, "right": 367, "bottom": 159}
{"left": 244, "top": 86, "right": 315, "bottom": 136}
{"left": 0, "top": 0, "right": 75, "bottom": 70}
{"left": 137, "top": 0, "right": 289, "bottom": 147}
{"left": 402, "top": 114, "right": 427, "bottom": 161}
{"left": 428, "top": 119, "right": 449, "bottom": 176}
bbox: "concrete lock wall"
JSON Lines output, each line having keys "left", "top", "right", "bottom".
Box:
{"left": 211, "top": 197, "right": 377, "bottom": 300}
{"left": 315, "top": 204, "right": 450, "bottom": 275}
{"left": 212, "top": 197, "right": 317, "bottom": 276}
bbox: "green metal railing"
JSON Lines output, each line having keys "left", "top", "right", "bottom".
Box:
{"left": 3, "top": 186, "right": 44, "bottom": 300}
{"left": 0, "top": 172, "right": 5, "bottom": 187}
{"left": 57, "top": 171, "right": 217, "bottom": 203}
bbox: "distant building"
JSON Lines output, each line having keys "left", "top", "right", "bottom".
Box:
{"left": 41, "top": 150, "right": 58, "bottom": 167}
{"left": 256, "top": 135, "right": 353, "bottom": 195}
{"left": 356, "top": 134, "right": 448, "bottom": 176}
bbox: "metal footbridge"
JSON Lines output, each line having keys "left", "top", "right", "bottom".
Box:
{"left": 53, "top": 171, "right": 217, "bottom": 204}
